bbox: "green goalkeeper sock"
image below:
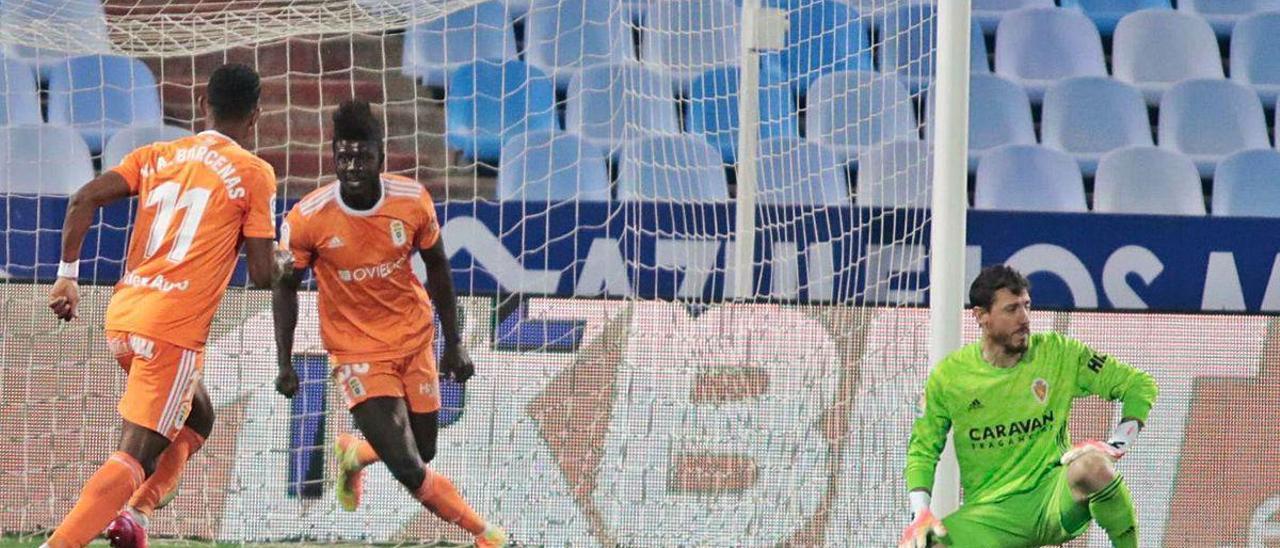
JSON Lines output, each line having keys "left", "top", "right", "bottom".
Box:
{"left": 1089, "top": 474, "right": 1138, "bottom": 548}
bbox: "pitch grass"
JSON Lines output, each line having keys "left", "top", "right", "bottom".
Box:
{"left": 0, "top": 536, "right": 475, "bottom": 548}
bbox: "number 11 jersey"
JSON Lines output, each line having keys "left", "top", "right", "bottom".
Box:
{"left": 105, "top": 130, "right": 277, "bottom": 349}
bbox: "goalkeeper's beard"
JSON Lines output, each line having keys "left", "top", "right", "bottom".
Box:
{"left": 992, "top": 328, "right": 1030, "bottom": 355}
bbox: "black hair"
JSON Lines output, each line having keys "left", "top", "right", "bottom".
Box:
{"left": 206, "top": 63, "right": 261, "bottom": 122}
{"left": 332, "top": 100, "right": 383, "bottom": 144}
{"left": 969, "top": 264, "right": 1030, "bottom": 310}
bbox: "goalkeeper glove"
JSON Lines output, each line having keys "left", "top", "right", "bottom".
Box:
{"left": 1060, "top": 419, "right": 1141, "bottom": 466}
{"left": 899, "top": 491, "right": 947, "bottom": 548}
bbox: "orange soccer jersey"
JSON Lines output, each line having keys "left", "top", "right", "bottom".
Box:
{"left": 105, "top": 130, "right": 277, "bottom": 349}
{"left": 282, "top": 174, "right": 441, "bottom": 363}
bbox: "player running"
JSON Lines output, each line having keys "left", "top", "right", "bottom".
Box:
{"left": 45, "top": 63, "right": 279, "bottom": 548}
{"left": 272, "top": 100, "right": 506, "bottom": 547}
{"left": 900, "top": 265, "right": 1158, "bottom": 548}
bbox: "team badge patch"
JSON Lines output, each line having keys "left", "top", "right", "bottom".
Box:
{"left": 389, "top": 220, "right": 407, "bottom": 246}
{"left": 1032, "top": 378, "right": 1049, "bottom": 404}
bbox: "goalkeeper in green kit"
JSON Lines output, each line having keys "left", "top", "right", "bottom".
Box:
{"left": 900, "top": 265, "right": 1158, "bottom": 548}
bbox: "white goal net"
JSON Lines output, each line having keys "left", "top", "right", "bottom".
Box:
{"left": 0, "top": 0, "right": 942, "bottom": 544}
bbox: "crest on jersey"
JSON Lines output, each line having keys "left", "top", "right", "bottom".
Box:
{"left": 389, "top": 220, "right": 407, "bottom": 246}
{"left": 1032, "top": 378, "right": 1049, "bottom": 404}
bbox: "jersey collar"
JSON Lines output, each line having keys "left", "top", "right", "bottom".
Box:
{"left": 334, "top": 179, "right": 385, "bottom": 217}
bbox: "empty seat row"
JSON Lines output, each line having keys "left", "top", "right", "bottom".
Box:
{"left": 0, "top": 124, "right": 193, "bottom": 195}
{"left": 975, "top": 0, "right": 1280, "bottom": 38}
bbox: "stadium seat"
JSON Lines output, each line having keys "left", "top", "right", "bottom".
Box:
{"left": 401, "top": 1, "right": 517, "bottom": 89}
{"left": 1094, "top": 146, "right": 1205, "bottom": 215}
{"left": 1158, "top": 78, "right": 1270, "bottom": 177}
{"left": 0, "top": 0, "right": 109, "bottom": 73}
{"left": 1041, "top": 77, "right": 1153, "bottom": 177}
{"left": 640, "top": 0, "right": 741, "bottom": 92}
{"left": 0, "top": 56, "right": 40, "bottom": 126}
{"left": 781, "top": 0, "right": 873, "bottom": 96}
{"left": 565, "top": 62, "right": 681, "bottom": 158}
{"left": 879, "top": 4, "right": 989, "bottom": 92}
{"left": 0, "top": 124, "right": 94, "bottom": 195}
{"left": 973, "top": 0, "right": 1054, "bottom": 35}
{"left": 498, "top": 130, "right": 611, "bottom": 201}
{"left": 855, "top": 140, "right": 932, "bottom": 208}
{"left": 1212, "top": 149, "right": 1280, "bottom": 217}
{"left": 524, "top": 0, "right": 634, "bottom": 92}
{"left": 1177, "top": 0, "right": 1280, "bottom": 38}
{"left": 807, "top": 70, "right": 918, "bottom": 161}
{"left": 445, "top": 60, "right": 557, "bottom": 165}
{"left": 686, "top": 63, "right": 799, "bottom": 163}
{"left": 926, "top": 73, "right": 1035, "bottom": 172}
{"left": 46, "top": 55, "right": 164, "bottom": 155}
{"left": 1112, "top": 10, "right": 1223, "bottom": 106}
{"left": 102, "top": 125, "right": 195, "bottom": 171}
{"left": 994, "top": 7, "right": 1107, "bottom": 103}
{"left": 974, "top": 144, "right": 1088, "bottom": 212}
{"left": 756, "top": 136, "right": 850, "bottom": 206}
{"left": 617, "top": 134, "right": 728, "bottom": 202}
{"left": 1059, "top": 0, "right": 1171, "bottom": 36}
{"left": 1231, "top": 12, "right": 1280, "bottom": 106}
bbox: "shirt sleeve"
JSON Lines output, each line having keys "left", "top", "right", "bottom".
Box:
{"left": 415, "top": 187, "right": 441, "bottom": 249}
{"left": 904, "top": 369, "right": 953, "bottom": 492}
{"left": 281, "top": 205, "right": 315, "bottom": 269}
{"left": 241, "top": 164, "right": 277, "bottom": 239}
{"left": 1066, "top": 334, "right": 1159, "bottom": 423}
{"left": 108, "top": 145, "right": 151, "bottom": 194}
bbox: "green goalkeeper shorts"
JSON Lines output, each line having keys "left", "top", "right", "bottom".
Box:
{"left": 938, "top": 466, "right": 1092, "bottom": 548}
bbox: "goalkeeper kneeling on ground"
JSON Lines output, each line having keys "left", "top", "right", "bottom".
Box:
{"left": 900, "top": 265, "right": 1158, "bottom": 548}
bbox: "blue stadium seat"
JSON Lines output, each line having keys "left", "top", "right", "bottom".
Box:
{"left": 756, "top": 137, "right": 849, "bottom": 206}
{"left": 973, "top": 0, "right": 1054, "bottom": 35}
{"left": 855, "top": 140, "right": 932, "bottom": 208}
{"left": 565, "top": 62, "right": 680, "bottom": 158}
{"left": 1212, "top": 149, "right": 1280, "bottom": 217}
{"left": 46, "top": 55, "right": 164, "bottom": 155}
{"left": 445, "top": 60, "right": 557, "bottom": 165}
{"left": 926, "top": 73, "right": 1035, "bottom": 172}
{"left": 401, "top": 1, "right": 517, "bottom": 89}
{"left": 0, "top": 124, "right": 94, "bottom": 195}
{"left": 807, "top": 70, "right": 918, "bottom": 161}
{"left": 1177, "top": 0, "right": 1280, "bottom": 38}
{"left": 1, "top": 0, "right": 109, "bottom": 73}
{"left": 524, "top": 0, "right": 634, "bottom": 92}
{"left": 686, "top": 63, "right": 799, "bottom": 163}
{"left": 1094, "top": 146, "right": 1205, "bottom": 215}
{"left": 781, "top": 0, "right": 873, "bottom": 96}
{"left": 617, "top": 134, "right": 728, "bottom": 202}
{"left": 879, "top": 4, "right": 989, "bottom": 92}
{"left": 1158, "top": 78, "right": 1269, "bottom": 177}
{"left": 1231, "top": 12, "right": 1280, "bottom": 106}
{"left": 1059, "top": 0, "right": 1171, "bottom": 36}
{"left": 0, "top": 56, "right": 40, "bottom": 126}
{"left": 498, "top": 130, "right": 610, "bottom": 201}
{"left": 640, "top": 0, "right": 740, "bottom": 92}
{"left": 974, "top": 144, "right": 1088, "bottom": 212}
{"left": 1042, "top": 77, "right": 1153, "bottom": 177}
{"left": 102, "top": 125, "right": 194, "bottom": 172}
{"left": 995, "top": 7, "right": 1107, "bottom": 103}
{"left": 1112, "top": 9, "right": 1223, "bottom": 106}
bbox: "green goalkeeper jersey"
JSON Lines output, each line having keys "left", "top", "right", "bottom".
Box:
{"left": 904, "top": 331, "right": 1158, "bottom": 505}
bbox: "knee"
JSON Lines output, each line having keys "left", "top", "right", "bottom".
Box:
{"left": 1066, "top": 451, "right": 1116, "bottom": 494}
{"left": 417, "top": 438, "right": 437, "bottom": 465}
{"left": 381, "top": 452, "right": 427, "bottom": 491}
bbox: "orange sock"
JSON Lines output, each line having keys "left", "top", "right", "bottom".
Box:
{"left": 129, "top": 427, "right": 205, "bottom": 515}
{"left": 354, "top": 439, "right": 379, "bottom": 468}
{"left": 47, "top": 452, "right": 145, "bottom": 548}
{"left": 413, "top": 469, "right": 487, "bottom": 535}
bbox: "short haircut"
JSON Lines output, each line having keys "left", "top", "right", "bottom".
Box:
{"left": 332, "top": 100, "right": 383, "bottom": 144}
{"left": 969, "top": 264, "right": 1030, "bottom": 310}
{"left": 206, "top": 63, "right": 260, "bottom": 122}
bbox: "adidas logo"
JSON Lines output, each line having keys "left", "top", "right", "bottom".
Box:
{"left": 968, "top": 399, "right": 984, "bottom": 411}
{"left": 326, "top": 235, "right": 345, "bottom": 248}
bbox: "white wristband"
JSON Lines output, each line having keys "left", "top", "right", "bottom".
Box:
{"left": 909, "top": 490, "right": 932, "bottom": 516}
{"left": 1107, "top": 419, "right": 1141, "bottom": 451}
{"left": 57, "top": 260, "right": 79, "bottom": 279}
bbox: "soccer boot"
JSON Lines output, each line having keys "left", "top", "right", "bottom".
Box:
{"left": 475, "top": 525, "right": 508, "bottom": 548}
{"left": 105, "top": 508, "right": 149, "bottom": 548}
{"left": 334, "top": 433, "right": 366, "bottom": 512}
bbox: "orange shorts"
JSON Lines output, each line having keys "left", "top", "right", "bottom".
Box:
{"left": 106, "top": 330, "right": 204, "bottom": 440}
{"left": 331, "top": 348, "right": 440, "bottom": 414}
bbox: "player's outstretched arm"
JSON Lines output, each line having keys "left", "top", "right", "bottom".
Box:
{"left": 272, "top": 264, "right": 306, "bottom": 398}
{"left": 243, "top": 237, "right": 278, "bottom": 289}
{"left": 420, "top": 238, "right": 473, "bottom": 383}
{"left": 49, "top": 172, "right": 132, "bottom": 321}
